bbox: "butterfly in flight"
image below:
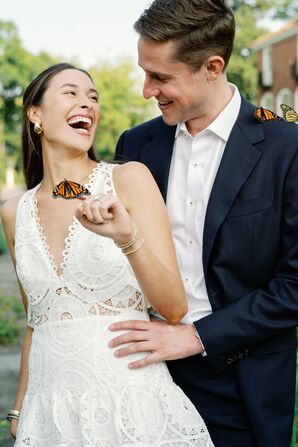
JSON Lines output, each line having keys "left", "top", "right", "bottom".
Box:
{"left": 280, "top": 104, "right": 298, "bottom": 123}
{"left": 52, "top": 179, "right": 91, "bottom": 200}
{"left": 252, "top": 107, "right": 282, "bottom": 123}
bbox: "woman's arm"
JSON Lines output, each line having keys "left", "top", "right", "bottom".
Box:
{"left": 76, "top": 162, "right": 187, "bottom": 323}
{"left": 1, "top": 196, "right": 32, "bottom": 439}
{"left": 114, "top": 162, "right": 187, "bottom": 323}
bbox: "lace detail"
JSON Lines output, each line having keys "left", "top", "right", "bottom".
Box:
{"left": 14, "top": 161, "right": 214, "bottom": 446}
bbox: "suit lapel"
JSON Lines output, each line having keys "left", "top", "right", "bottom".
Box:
{"left": 203, "top": 100, "right": 264, "bottom": 273}
{"left": 139, "top": 124, "right": 176, "bottom": 201}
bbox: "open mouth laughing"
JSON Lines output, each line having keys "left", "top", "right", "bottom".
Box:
{"left": 158, "top": 100, "right": 173, "bottom": 110}
{"left": 67, "top": 115, "right": 93, "bottom": 135}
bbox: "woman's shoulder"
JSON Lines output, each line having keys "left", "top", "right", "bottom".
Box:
{"left": 113, "top": 161, "right": 152, "bottom": 182}
{"left": 112, "top": 161, "right": 161, "bottom": 205}
{"left": 1, "top": 193, "right": 25, "bottom": 226}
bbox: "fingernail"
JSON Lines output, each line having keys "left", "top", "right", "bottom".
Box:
{"left": 114, "top": 351, "right": 120, "bottom": 357}
{"left": 109, "top": 324, "right": 115, "bottom": 330}
{"left": 128, "top": 364, "right": 134, "bottom": 369}
{"left": 108, "top": 341, "right": 113, "bottom": 347}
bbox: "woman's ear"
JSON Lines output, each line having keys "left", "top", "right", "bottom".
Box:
{"left": 27, "top": 106, "right": 41, "bottom": 124}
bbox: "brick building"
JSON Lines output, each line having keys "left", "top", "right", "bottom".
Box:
{"left": 252, "top": 19, "right": 298, "bottom": 114}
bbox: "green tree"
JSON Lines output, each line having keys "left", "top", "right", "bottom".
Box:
{"left": 89, "top": 60, "right": 153, "bottom": 159}
{"left": 227, "top": 1, "right": 298, "bottom": 101}
{"left": 0, "top": 20, "right": 58, "bottom": 182}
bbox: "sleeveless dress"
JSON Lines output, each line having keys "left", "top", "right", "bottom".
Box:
{"left": 14, "top": 162, "right": 214, "bottom": 447}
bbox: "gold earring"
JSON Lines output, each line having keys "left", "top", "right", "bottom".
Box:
{"left": 34, "top": 122, "right": 42, "bottom": 134}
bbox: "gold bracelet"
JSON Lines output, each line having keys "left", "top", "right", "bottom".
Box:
{"left": 122, "top": 238, "right": 144, "bottom": 256}
{"left": 114, "top": 223, "right": 138, "bottom": 250}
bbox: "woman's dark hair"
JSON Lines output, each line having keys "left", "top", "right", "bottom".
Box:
{"left": 134, "top": 0, "right": 235, "bottom": 71}
{"left": 22, "top": 63, "right": 97, "bottom": 189}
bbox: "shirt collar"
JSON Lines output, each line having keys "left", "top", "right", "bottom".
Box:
{"left": 175, "top": 84, "right": 241, "bottom": 142}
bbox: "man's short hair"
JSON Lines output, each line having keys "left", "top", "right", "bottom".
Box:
{"left": 134, "top": 0, "right": 235, "bottom": 71}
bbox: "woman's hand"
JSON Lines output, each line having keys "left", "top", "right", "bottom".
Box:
{"left": 10, "top": 419, "right": 18, "bottom": 439}
{"left": 75, "top": 193, "right": 134, "bottom": 244}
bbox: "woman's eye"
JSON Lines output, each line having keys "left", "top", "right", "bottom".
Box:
{"left": 66, "top": 91, "right": 76, "bottom": 96}
{"left": 90, "top": 96, "right": 98, "bottom": 102}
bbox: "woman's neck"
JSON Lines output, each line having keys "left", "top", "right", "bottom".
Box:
{"left": 39, "top": 153, "right": 97, "bottom": 193}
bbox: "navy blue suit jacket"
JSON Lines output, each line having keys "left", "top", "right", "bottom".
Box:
{"left": 115, "top": 97, "right": 298, "bottom": 446}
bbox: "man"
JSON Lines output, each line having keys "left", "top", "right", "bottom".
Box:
{"left": 111, "top": 0, "right": 298, "bottom": 445}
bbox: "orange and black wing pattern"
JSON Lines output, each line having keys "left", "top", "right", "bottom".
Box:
{"left": 280, "top": 104, "right": 298, "bottom": 123}
{"left": 252, "top": 107, "right": 282, "bottom": 123}
{"left": 52, "top": 179, "right": 91, "bottom": 200}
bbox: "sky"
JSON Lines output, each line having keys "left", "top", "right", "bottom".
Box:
{"left": 1, "top": 0, "right": 152, "bottom": 69}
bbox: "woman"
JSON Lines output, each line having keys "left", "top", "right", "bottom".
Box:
{"left": 1, "top": 63, "right": 214, "bottom": 446}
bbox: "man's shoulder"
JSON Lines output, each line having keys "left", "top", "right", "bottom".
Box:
{"left": 240, "top": 96, "right": 298, "bottom": 142}
{"left": 123, "top": 115, "right": 170, "bottom": 139}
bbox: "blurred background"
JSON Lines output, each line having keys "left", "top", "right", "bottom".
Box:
{"left": 0, "top": 0, "right": 298, "bottom": 445}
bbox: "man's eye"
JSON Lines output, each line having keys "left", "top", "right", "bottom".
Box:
{"left": 66, "top": 91, "right": 76, "bottom": 96}
{"left": 90, "top": 95, "right": 98, "bottom": 102}
{"left": 153, "top": 75, "right": 167, "bottom": 82}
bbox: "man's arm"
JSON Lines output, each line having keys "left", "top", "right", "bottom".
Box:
{"left": 111, "top": 125, "right": 298, "bottom": 372}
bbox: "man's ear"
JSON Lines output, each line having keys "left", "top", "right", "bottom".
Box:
{"left": 205, "top": 56, "right": 225, "bottom": 81}
{"left": 27, "top": 106, "right": 41, "bottom": 124}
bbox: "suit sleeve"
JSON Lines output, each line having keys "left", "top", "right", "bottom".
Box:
{"left": 114, "top": 131, "right": 127, "bottom": 160}
{"left": 196, "top": 151, "right": 298, "bottom": 372}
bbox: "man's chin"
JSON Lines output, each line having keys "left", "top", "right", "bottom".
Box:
{"left": 161, "top": 114, "right": 179, "bottom": 127}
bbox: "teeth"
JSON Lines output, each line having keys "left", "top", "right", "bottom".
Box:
{"left": 67, "top": 116, "right": 92, "bottom": 127}
{"left": 159, "top": 101, "right": 171, "bottom": 105}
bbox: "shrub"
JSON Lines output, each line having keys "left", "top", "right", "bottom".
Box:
{"left": 0, "top": 419, "right": 10, "bottom": 447}
{"left": 0, "top": 223, "right": 8, "bottom": 255}
{"left": 0, "top": 294, "right": 25, "bottom": 345}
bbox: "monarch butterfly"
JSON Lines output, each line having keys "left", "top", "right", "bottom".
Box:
{"left": 52, "top": 179, "right": 91, "bottom": 200}
{"left": 280, "top": 104, "right": 298, "bottom": 123}
{"left": 252, "top": 107, "right": 282, "bottom": 123}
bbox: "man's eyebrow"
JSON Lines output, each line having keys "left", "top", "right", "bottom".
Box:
{"left": 146, "top": 71, "right": 170, "bottom": 77}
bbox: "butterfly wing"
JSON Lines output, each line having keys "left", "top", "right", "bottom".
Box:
{"left": 52, "top": 180, "right": 90, "bottom": 199}
{"left": 280, "top": 104, "right": 298, "bottom": 123}
{"left": 252, "top": 107, "right": 282, "bottom": 123}
{"left": 65, "top": 180, "right": 91, "bottom": 199}
{"left": 52, "top": 180, "right": 65, "bottom": 198}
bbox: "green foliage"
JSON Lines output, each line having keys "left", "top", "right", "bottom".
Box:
{"left": 0, "top": 294, "right": 25, "bottom": 345}
{"left": 0, "top": 419, "right": 10, "bottom": 446}
{"left": 227, "top": 0, "right": 298, "bottom": 101}
{"left": 228, "top": 5, "right": 266, "bottom": 101}
{"left": 0, "top": 223, "right": 8, "bottom": 255}
{"left": 89, "top": 60, "right": 153, "bottom": 159}
{"left": 0, "top": 20, "right": 59, "bottom": 178}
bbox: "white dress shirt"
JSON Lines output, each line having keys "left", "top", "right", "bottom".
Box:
{"left": 165, "top": 85, "right": 241, "bottom": 324}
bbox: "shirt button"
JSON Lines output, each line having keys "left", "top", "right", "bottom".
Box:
{"left": 189, "top": 201, "right": 193, "bottom": 206}
{"left": 185, "top": 278, "right": 189, "bottom": 282}
{"left": 189, "top": 240, "right": 193, "bottom": 244}
{"left": 193, "top": 163, "right": 198, "bottom": 167}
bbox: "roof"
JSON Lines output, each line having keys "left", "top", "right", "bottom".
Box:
{"left": 252, "top": 18, "right": 298, "bottom": 51}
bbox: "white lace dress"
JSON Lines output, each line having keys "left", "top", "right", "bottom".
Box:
{"left": 14, "top": 162, "right": 214, "bottom": 447}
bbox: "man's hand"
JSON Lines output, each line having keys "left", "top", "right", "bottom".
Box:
{"left": 108, "top": 319, "right": 203, "bottom": 369}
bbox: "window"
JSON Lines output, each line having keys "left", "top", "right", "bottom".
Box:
{"left": 262, "top": 46, "right": 273, "bottom": 87}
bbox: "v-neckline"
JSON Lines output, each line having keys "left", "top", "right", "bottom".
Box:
{"left": 32, "top": 163, "right": 101, "bottom": 279}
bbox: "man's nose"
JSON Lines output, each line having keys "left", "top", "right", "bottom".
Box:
{"left": 143, "top": 78, "right": 160, "bottom": 99}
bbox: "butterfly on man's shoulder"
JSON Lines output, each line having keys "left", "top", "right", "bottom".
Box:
{"left": 280, "top": 104, "right": 298, "bottom": 123}
{"left": 52, "top": 179, "right": 91, "bottom": 200}
{"left": 252, "top": 107, "right": 282, "bottom": 123}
